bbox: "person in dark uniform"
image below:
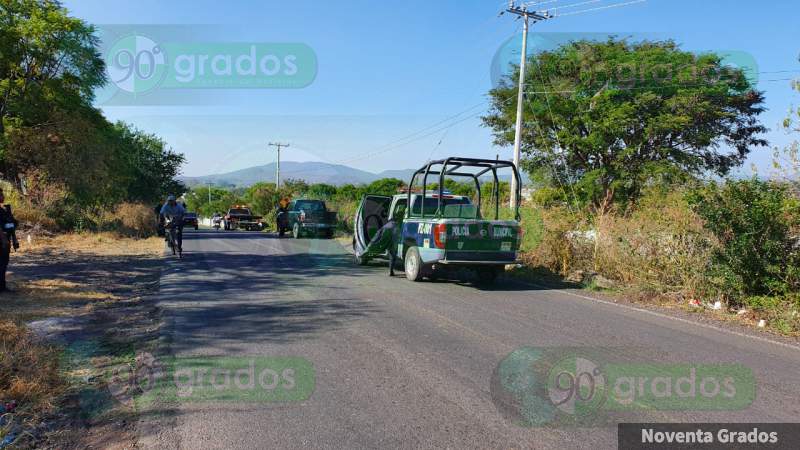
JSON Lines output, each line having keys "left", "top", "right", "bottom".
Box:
{"left": 368, "top": 207, "right": 403, "bottom": 276}
{"left": 276, "top": 197, "right": 290, "bottom": 237}
{"left": 0, "top": 189, "right": 19, "bottom": 292}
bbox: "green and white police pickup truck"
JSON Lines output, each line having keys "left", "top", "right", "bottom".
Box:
{"left": 353, "top": 157, "right": 522, "bottom": 284}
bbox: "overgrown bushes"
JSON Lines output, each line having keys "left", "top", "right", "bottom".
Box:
{"left": 522, "top": 206, "right": 590, "bottom": 275}
{"left": 687, "top": 179, "right": 800, "bottom": 307}
{"left": 594, "top": 190, "right": 717, "bottom": 297}
{"left": 517, "top": 178, "right": 800, "bottom": 333}
{"left": 96, "top": 203, "right": 158, "bottom": 238}
{"left": 3, "top": 179, "right": 157, "bottom": 237}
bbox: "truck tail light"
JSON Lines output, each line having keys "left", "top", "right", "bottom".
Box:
{"left": 299, "top": 211, "right": 306, "bottom": 222}
{"left": 433, "top": 223, "right": 447, "bottom": 249}
{"left": 517, "top": 226, "right": 524, "bottom": 239}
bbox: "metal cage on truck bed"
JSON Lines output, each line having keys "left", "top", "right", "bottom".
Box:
{"left": 407, "top": 157, "right": 522, "bottom": 221}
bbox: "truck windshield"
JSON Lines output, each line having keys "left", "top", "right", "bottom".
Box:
{"left": 295, "top": 200, "right": 325, "bottom": 211}
{"left": 229, "top": 209, "right": 250, "bottom": 215}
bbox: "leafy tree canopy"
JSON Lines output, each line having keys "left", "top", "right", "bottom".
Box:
{"left": 483, "top": 39, "right": 767, "bottom": 212}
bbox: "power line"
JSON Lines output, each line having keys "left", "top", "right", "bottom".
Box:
{"left": 279, "top": 96, "right": 522, "bottom": 177}
{"left": 549, "top": 0, "right": 603, "bottom": 11}
{"left": 427, "top": 128, "right": 450, "bottom": 163}
{"left": 555, "top": 0, "right": 646, "bottom": 17}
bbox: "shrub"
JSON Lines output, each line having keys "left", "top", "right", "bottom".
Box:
{"left": 0, "top": 179, "right": 61, "bottom": 231}
{"left": 13, "top": 205, "right": 60, "bottom": 231}
{"left": 687, "top": 179, "right": 800, "bottom": 306}
{"left": 518, "top": 205, "right": 545, "bottom": 253}
{"left": 329, "top": 199, "right": 358, "bottom": 235}
{"left": 97, "top": 202, "right": 157, "bottom": 238}
{"left": 522, "top": 206, "right": 591, "bottom": 275}
{"left": 594, "top": 190, "right": 717, "bottom": 297}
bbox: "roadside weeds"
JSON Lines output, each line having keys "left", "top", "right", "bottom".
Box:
{"left": 0, "top": 232, "right": 164, "bottom": 449}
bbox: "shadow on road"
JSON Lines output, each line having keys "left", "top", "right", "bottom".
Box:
{"left": 159, "top": 232, "right": 380, "bottom": 350}
{"left": 165, "top": 297, "right": 375, "bottom": 351}
{"left": 182, "top": 229, "right": 277, "bottom": 240}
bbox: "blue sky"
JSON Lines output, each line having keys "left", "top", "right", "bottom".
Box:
{"left": 63, "top": 0, "right": 800, "bottom": 178}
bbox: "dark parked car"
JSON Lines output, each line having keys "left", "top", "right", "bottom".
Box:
{"left": 278, "top": 199, "right": 336, "bottom": 239}
{"left": 183, "top": 212, "right": 199, "bottom": 230}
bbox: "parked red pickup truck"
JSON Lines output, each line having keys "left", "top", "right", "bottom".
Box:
{"left": 223, "top": 206, "right": 264, "bottom": 231}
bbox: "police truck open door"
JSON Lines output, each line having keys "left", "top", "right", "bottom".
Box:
{"left": 353, "top": 195, "right": 392, "bottom": 265}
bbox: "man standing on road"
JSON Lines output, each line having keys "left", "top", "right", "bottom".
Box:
{"left": 368, "top": 207, "right": 403, "bottom": 276}
{"left": 160, "top": 195, "right": 186, "bottom": 251}
{"left": 0, "top": 189, "right": 19, "bottom": 292}
{"left": 276, "top": 197, "right": 290, "bottom": 237}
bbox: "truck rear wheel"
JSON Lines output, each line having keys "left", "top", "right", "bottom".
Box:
{"left": 292, "top": 223, "right": 301, "bottom": 239}
{"left": 404, "top": 247, "right": 424, "bottom": 282}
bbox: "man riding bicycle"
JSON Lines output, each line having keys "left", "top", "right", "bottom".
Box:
{"left": 160, "top": 195, "right": 186, "bottom": 253}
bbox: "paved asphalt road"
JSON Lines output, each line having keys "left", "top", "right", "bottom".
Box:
{"left": 140, "top": 229, "right": 800, "bottom": 450}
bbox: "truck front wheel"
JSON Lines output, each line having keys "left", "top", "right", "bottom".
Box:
{"left": 404, "top": 247, "right": 424, "bottom": 282}
{"left": 292, "top": 223, "right": 301, "bottom": 239}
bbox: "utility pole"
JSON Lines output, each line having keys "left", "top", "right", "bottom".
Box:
{"left": 269, "top": 142, "right": 290, "bottom": 189}
{"left": 504, "top": 1, "right": 551, "bottom": 209}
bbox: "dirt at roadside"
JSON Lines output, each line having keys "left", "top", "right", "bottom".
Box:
{"left": 0, "top": 233, "right": 165, "bottom": 450}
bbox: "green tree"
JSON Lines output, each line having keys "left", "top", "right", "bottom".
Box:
{"left": 5, "top": 107, "right": 117, "bottom": 205}
{"left": 333, "top": 183, "right": 364, "bottom": 202}
{"left": 184, "top": 186, "right": 232, "bottom": 216}
{"left": 281, "top": 178, "right": 308, "bottom": 197}
{"left": 112, "top": 122, "right": 186, "bottom": 204}
{"left": 366, "top": 178, "right": 405, "bottom": 196}
{"left": 306, "top": 183, "right": 337, "bottom": 200}
{"left": 0, "top": 0, "right": 105, "bottom": 135}
{"left": 483, "top": 39, "right": 767, "bottom": 212}
{"left": 244, "top": 182, "right": 279, "bottom": 216}
{"left": 771, "top": 71, "right": 800, "bottom": 182}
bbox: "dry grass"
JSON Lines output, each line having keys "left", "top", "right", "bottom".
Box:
{"left": 0, "top": 279, "right": 118, "bottom": 323}
{"left": 0, "top": 320, "right": 66, "bottom": 431}
{"left": 1, "top": 233, "right": 162, "bottom": 322}
{"left": 18, "top": 232, "right": 162, "bottom": 257}
{"left": 593, "top": 191, "right": 718, "bottom": 298}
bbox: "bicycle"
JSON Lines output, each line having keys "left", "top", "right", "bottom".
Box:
{"left": 165, "top": 219, "right": 183, "bottom": 258}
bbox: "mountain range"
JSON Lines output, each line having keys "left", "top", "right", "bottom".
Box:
{"left": 181, "top": 161, "right": 527, "bottom": 188}
{"left": 180, "top": 161, "right": 417, "bottom": 188}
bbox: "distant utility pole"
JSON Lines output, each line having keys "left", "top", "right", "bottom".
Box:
{"left": 504, "top": 1, "right": 552, "bottom": 209}
{"left": 269, "top": 142, "right": 290, "bottom": 189}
